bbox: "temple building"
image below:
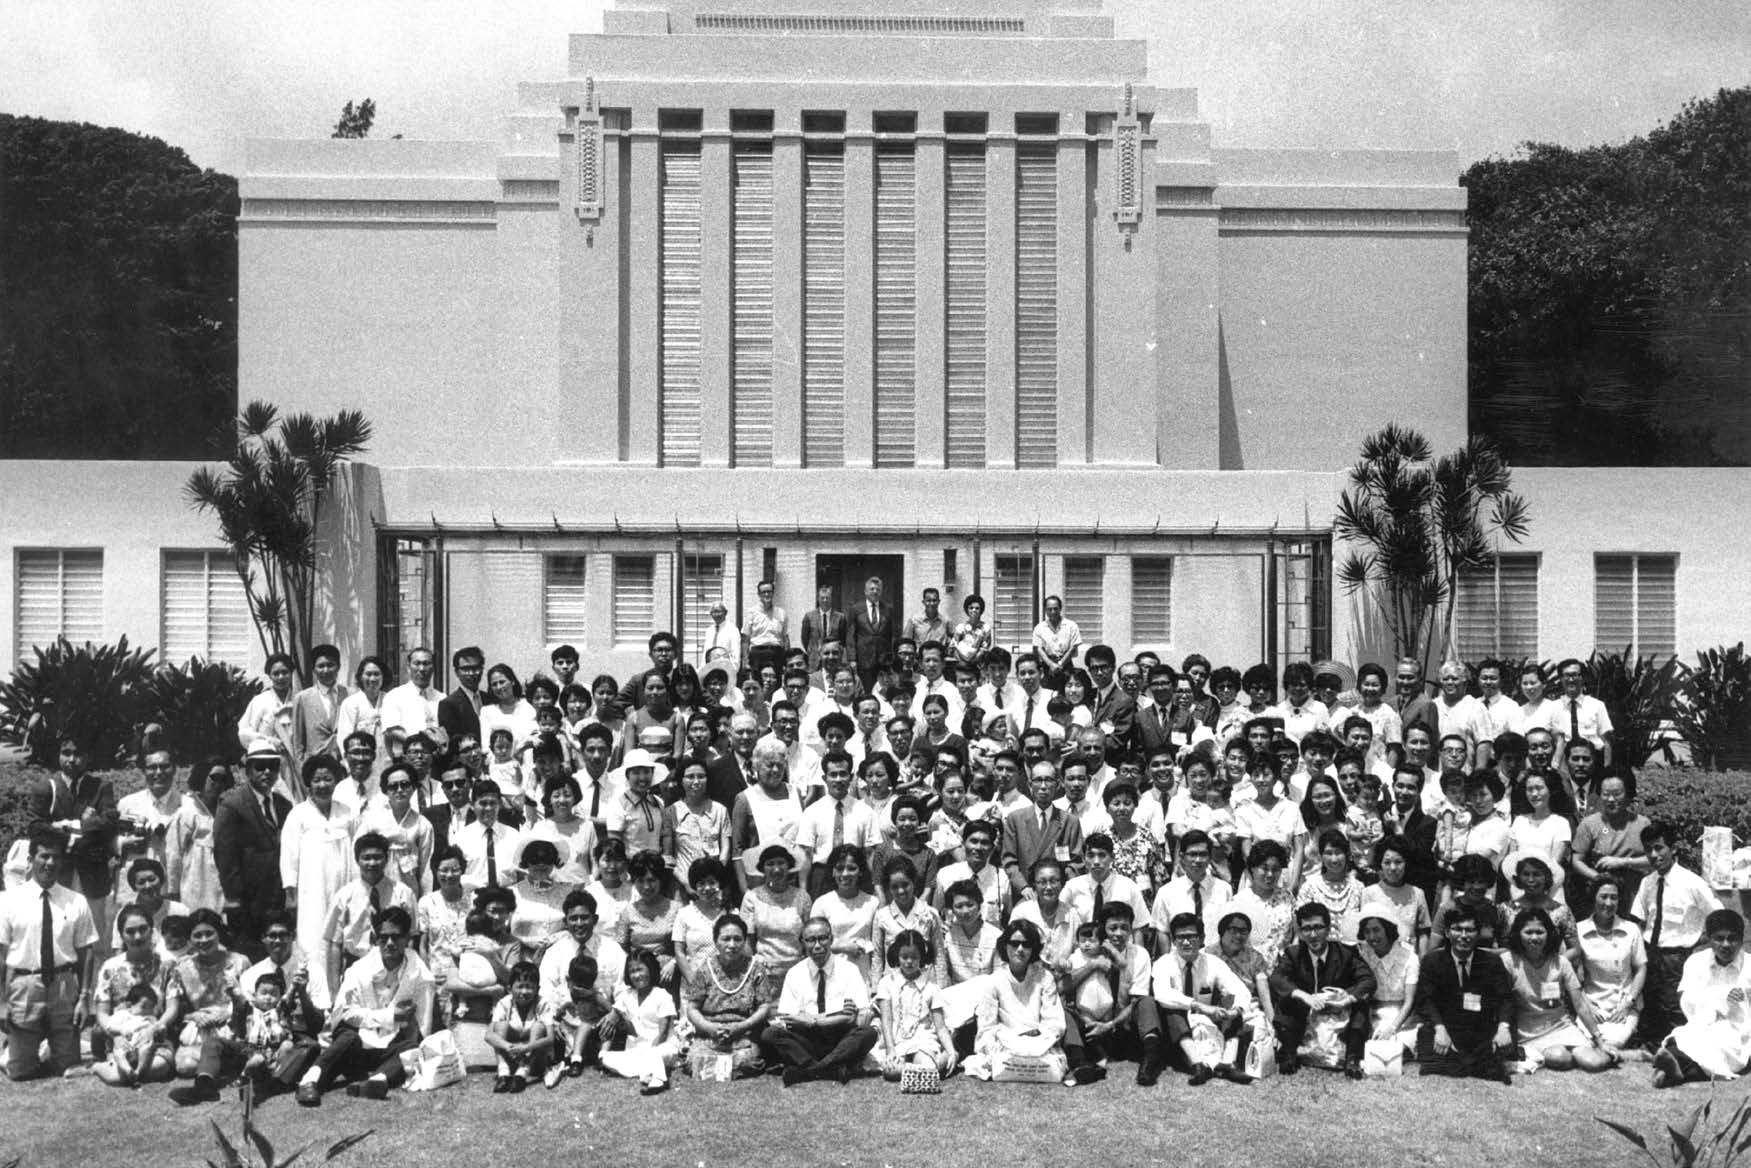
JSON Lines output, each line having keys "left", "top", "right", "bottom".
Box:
{"left": 6, "top": 0, "right": 1743, "bottom": 683}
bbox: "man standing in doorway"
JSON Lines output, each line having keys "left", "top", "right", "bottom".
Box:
{"left": 801, "top": 584, "right": 848, "bottom": 676}
{"left": 904, "top": 587, "right": 951, "bottom": 653}
{"left": 848, "top": 576, "right": 896, "bottom": 694}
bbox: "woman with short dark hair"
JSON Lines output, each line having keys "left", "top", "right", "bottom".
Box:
{"left": 1502, "top": 906, "right": 1611, "bottom": 1071}
{"left": 681, "top": 913, "right": 774, "bottom": 1080}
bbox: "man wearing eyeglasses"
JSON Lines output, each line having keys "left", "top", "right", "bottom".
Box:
{"left": 763, "top": 917, "right": 878, "bottom": 1086}
{"left": 214, "top": 740, "right": 294, "bottom": 960}
{"left": 241, "top": 910, "right": 325, "bottom": 1093}
{"left": 1554, "top": 659, "right": 1615, "bottom": 774}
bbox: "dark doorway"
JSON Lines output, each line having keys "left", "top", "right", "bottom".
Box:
{"left": 814, "top": 554, "right": 905, "bottom": 619}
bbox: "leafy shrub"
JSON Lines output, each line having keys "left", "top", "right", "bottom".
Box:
{"left": 1673, "top": 643, "right": 1751, "bottom": 771}
{"left": 0, "top": 636, "right": 156, "bottom": 767}
{"left": 1636, "top": 767, "right": 1751, "bottom": 871}
{"left": 1587, "top": 647, "right": 1687, "bottom": 769}
{"left": 141, "top": 657, "right": 261, "bottom": 766}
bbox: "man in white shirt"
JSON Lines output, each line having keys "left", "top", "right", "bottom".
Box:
{"left": 758, "top": 702, "right": 823, "bottom": 798}
{"left": 454, "top": 783, "right": 525, "bottom": 890}
{"left": 115, "top": 748, "right": 181, "bottom": 879}
{"left": 538, "top": 889, "right": 628, "bottom": 1015}
{"left": 1555, "top": 658, "right": 1615, "bottom": 772}
{"left": 1431, "top": 661, "right": 1483, "bottom": 768}
{"left": 1633, "top": 821, "right": 1720, "bottom": 1046}
{"left": 295, "top": 906, "right": 433, "bottom": 1105}
{"left": 1151, "top": 829, "right": 1233, "bottom": 941}
{"left": 1470, "top": 659, "right": 1520, "bottom": 769}
{"left": 910, "top": 642, "right": 965, "bottom": 730}
{"left": 1004, "top": 653, "right": 1061, "bottom": 745}
{"left": 702, "top": 602, "right": 743, "bottom": 671}
{"left": 1151, "top": 910, "right": 1255, "bottom": 1083}
{"left": 0, "top": 827, "right": 97, "bottom": 1080}
{"left": 797, "top": 752, "right": 880, "bottom": 894}
{"left": 381, "top": 646, "right": 442, "bottom": 739}
{"left": 762, "top": 916, "right": 879, "bottom": 1085}
{"left": 1065, "top": 833, "right": 1149, "bottom": 940}
{"left": 573, "top": 724, "right": 624, "bottom": 836}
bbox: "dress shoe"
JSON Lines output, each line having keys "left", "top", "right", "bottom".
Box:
{"left": 1342, "top": 1059, "right": 1365, "bottom": 1081}
{"left": 1216, "top": 1064, "right": 1255, "bottom": 1085}
{"left": 508, "top": 1074, "right": 527, "bottom": 1094}
{"left": 1135, "top": 1061, "right": 1161, "bottom": 1087}
{"left": 295, "top": 1083, "right": 321, "bottom": 1108}
{"left": 781, "top": 1066, "right": 810, "bottom": 1087}
{"left": 1277, "top": 1056, "right": 1301, "bottom": 1076}
{"left": 1071, "top": 1064, "right": 1107, "bottom": 1086}
{"left": 492, "top": 1075, "right": 513, "bottom": 1093}
{"left": 1651, "top": 1048, "right": 1681, "bottom": 1089}
{"left": 1187, "top": 1064, "right": 1214, "bottom": 1087}
{"left": 360, "top": 1078, "right": 389, "bottom": 1100}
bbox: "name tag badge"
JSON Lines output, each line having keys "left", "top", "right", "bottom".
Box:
{"left": 1540, "top": 982, "right": 1561, "bottom": 1003}
{"left": 1100, "top": 721, "right": 1115, "bottom": 736}
{"left": 1054, "top": 845, "right": 1072, "bottom": 862}
{"left": 1462, "top": 992, "right": 1483, "bottom": 1013}
{"left": 1172, "top": 732, "right": 1189, "bottom": 746}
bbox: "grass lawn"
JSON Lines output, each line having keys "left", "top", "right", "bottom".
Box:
{"left": 0, "top": 1059, "right": 1743, "bottom": 1168}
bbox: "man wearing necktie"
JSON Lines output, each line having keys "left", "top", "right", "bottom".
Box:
{"left": 0, "top": 827, "right": 97, "bottom": 1080}
{"left": 1269, "top": 903, "right": 1375, "bottom": 1078}
{"left": 215, "top": 741, "right": 294, "bottom": 961}
{"left": 1411, "top": 904, "right": 1514, "bottom": 1081}
{"left": 321, "top": 832, "right": 417, "bottom": 1004}
{"left": 26, "top": 737, "right": 118, "bottom": 955}
{"left": 1634, "top": 822, "right": 1718, "bottom": 1046}
{"left": 800, "top": 584, "right": 848, "bottom": 675}
{"left": 1556, "top": 658, "right": 1615, "bottom": 773}
{"left": 762, "top": 917, "right": 878, "bottom": 1085}
{"left": 848, "top": 576, "right": 896, "bottom": 694}
{"left": 1149, "top": 911, "right": 1254, "bottom": 1085}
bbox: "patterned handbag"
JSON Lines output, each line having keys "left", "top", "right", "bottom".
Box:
{"left": 900, "top": 1064, "right": 942, "bottom": 1094}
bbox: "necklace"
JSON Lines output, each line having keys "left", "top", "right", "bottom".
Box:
{"left": 707, "top": 957, "right": 756, "bottom": 996}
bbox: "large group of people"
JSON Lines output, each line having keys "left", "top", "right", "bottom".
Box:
{"left": 3, "top": 578, "right": 1745, "bottom": 1110}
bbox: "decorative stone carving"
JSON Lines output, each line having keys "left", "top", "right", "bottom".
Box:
{"left": 575, "top": 77, "right": 605, "bottom": 235}
{"left": 1113, "top": 82, "right": 1142, "bottom": 229}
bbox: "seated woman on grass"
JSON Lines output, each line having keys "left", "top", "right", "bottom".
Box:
{"left": 963, "top": 919, "right": 1067, "bottom": 1084}
{"left": 1500, "top": 906, "right": 1612, "bottom": 1072}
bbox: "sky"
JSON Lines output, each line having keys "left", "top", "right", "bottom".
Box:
{"left": 1, "top": 0, "right": 1745, "bottom": 176}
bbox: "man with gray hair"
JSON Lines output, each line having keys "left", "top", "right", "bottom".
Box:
{"left": 707, "top": 711, "right": 762, "bottom": 806}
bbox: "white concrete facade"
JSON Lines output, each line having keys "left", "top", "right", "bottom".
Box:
{"left": 11, "top": 1, "right": 1734, "bottom": 687}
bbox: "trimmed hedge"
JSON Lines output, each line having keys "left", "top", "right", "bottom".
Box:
{"left": 1636, "top": 767, "right": 1751, "bottom": 871}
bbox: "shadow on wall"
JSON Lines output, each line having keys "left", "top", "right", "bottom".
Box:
{"left": 1217, "top": 319, "right": 1243, "bottom": 471}
{"left": 317, "top": 462, "right": 384, "bottom": 665}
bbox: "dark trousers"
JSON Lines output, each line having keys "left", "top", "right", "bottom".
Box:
{"left": 951, "top": 1018, "right": 977, "bottom": 1058}
{"left": 760, "top": 1017, "right": 878, "bottom": 1074}
{"left": 1064, "top": 998, "right": 1163, "bottom": 1066}
{"left": 1162, "top": 1009, "right": 1250, "bottom": 1071}
{"left": 1416, "top": 1025, "right": 1508, "bottom": 1081}
{"left": 311, "top": 1023, "right": 419, "bottom": 1090}
{"left": 1641, "top": 946, "right": 1691, "bottom": 1046}
{"left": 1273, "top": 999, "right": 1368, "bottom": 1065}
{"left": 195, "top": 1032, "right": 318, "bottom": 1088}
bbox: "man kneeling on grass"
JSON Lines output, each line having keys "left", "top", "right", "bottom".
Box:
{"left": 296, "top": 907, "right": 434, "bottom": 1105}
{"left": 762, "top": 917, "right": 878, "bottom": 1086}
{"left": 1062, "top": 902, "right": 1166, "bottom": 1086}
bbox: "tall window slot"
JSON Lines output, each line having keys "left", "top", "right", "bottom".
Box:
{"left": 803, "top": 143, "right": 846, "bottom": 466}
{"left": 544, "top": 555, "right": 589, "bottom": 644}
{"left": 1595, "top": 554, "right": 1677, "bottom": 658}
{"left": 1015, "top": 132, "right": 1059, "bottom": 468}
{"left": 873, "top": 114, "right": 918, "bottom": 468}
{"left": 1062, "top": 556, "right": 1105, "bottom": 643}
{"left": 1131, "top": 556, "right": 1173, "bottom": 645}
{"left": 162, "top": 551, "right": 251, "bottom": 663}
{"left": 1454, "top": 554, "right": 1539, "bottom": 660}
{"left": 14, "top": 549, "right": 103, "bottom": 664}
{"left": 659, "top": 131, "right": 703, "bottom": 466}
{"left": 993, "top": 554, "right": 1035, "bottom": 647}
{"left": 612, "top": 555, "right": 656, "bottom": 646}
{"left": 944, "top": 142, "right": 988, "bottom": 468}
{"left": 731, "top": 140, "right": 774, "bottom": 466}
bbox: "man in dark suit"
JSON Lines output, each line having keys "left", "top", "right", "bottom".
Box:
{"left": 1393, "top": 657, "right": 1439, "bottom": 758}
{"left": 1000, "top": 758, "right": 1083, "bottom": 898}
{"left": 1411, "top": 903, "right": 1514, "bottom": 1082}
{"left": 1268, "top": 902, "right": 1376, "bottom": 1077}
{"left": 436, "top": 645, "right": 486, "bottom": 760}
{"left": 423, "top": 761, "right": 475, "bottom": 875}
{"left": 1133, "top": 666, "right": 1182, "bottom": 758}
{"left": 214, "top": 741, "right": 295, "bottom": 960}
{"left": 290, "top": 643, "right": 348, "bottom": 794}
{"left": 800, "top": 584, "right": 849, "bottom": 676}
{"left": 846, "top": 576, "right": 896, "bottom": 694}
{"left": 707, "top": 712, "right": 761, "bottom": 809}
{"left": 1084, "top": 644, "right": 1137, "bottom": 762}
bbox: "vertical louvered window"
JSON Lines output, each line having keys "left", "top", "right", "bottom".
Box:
{"left": 1131, "top": 557, "right": 1173, "bottom": 644}
{"left": 1595, "top": 554, "right": 1677, "bottom": 657}
{"left": 1063, "top": 556, "right": 1105, "bottom": 643}
{"left": 802, "top": 145, "right": 846, "bottom": 467}
{"left": 544, "top": 555, "right": 589, "bottom": 644}
{"left": 659, "top": 142, "right": 703, "bottom": 466}
{"left": 732, "top": 143, "right": 774, "bottom": 466}
{"left": 873, "top": 143, "right": 916, "bottom": 467}
{"left": 161, "top": 551, "right": 250, "bottom": 664}
{"left": 613, "top": 556, "right": 656, "bottom": 647}
{"left": 682, "top": 554, "right": 726, "bottom": 660}
{"left": 993, "top": 554, "right": 1034, "bottom": 648}
{"left": 15, "top": 550, "right": 103, "bottom": 663}
{"left": 1015, "top": 142, "right": 1058, "bottom": 468}
{"left": 944, "top": 144, "right": 987, "bottom": 468}
{"left": 1454, "top": 554, "right": 1538, "bottom": 660}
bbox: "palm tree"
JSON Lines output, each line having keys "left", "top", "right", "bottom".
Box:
{"left": 185, "top": 401, "right": 372, "bottom": 684}
{"left": 1333, "top": 424, "right": 1530, "bottom": 677}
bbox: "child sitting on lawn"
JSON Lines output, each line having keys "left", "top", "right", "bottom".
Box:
{"left": 103, "top": 984, "right": 163, "bottom": 1087}
{"left": 599, "top": 950, "right": 679, "bottom": 1095}
{"left": 486, "top": 961, "right": 550, "bottom": 1093}
{"left": 544, "top": 954, "right": 611, "bottom": 1088}
{"left": 873, "top": 929, "right": 957, "bottom": 1082}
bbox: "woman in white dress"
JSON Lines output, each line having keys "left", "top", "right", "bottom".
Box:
{"left": 1506, "top": 772, "right": 1573, "bottom": 891}
{"left": 165, "top": 759, "right": 233, "bottom": 913}
{"left": 236, "top": 652, "right": 298, "bottom": 798}
{"left": 527, "top": 775, "right": 596, "bottom": 886}
{"left": 278, "top": 756, "right": 358, "bottom": 1007}
{"left": 479, "top": 663, "right": 539, "bottom": 750}
{"left": 334, "top": 655, "right": 390, "bottom": 769}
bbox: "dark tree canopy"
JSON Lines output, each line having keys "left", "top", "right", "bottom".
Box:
{"left": 0, "top": 115, "right": 238, "bottom": 459}
{"left": 332, "top": 98, "right": 376, "bottom": 139}
{"left": 1465, "top": 87, "right": 1751, "bottom": 466}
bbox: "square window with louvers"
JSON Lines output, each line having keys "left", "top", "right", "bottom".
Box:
{"left": 1454, "top": 554, "right": 1539, "bottom": 661}
{"left": 1063, "top": 557, "right": 1105, "bottom": 643}
{"left": 613, "top": 556, "right": 656, "bottom": 647}
{"left": 15, "top": 549, "right": 103, "bottom": 664}
{"left": 1595, "top": 554, "right": 1677, "bottom": 658}
{"left": 1131, "top": 557, "right": 1172, "bottom": 645}
{"left": 161, "top": 551, "right": 251, "bottom": 664}
{"left": 544, "top": 555, "right": 589, "bottom": 644}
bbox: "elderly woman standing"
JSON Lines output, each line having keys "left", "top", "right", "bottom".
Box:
{"left": 682, "top": 913, "right": 775, "bottom": 1080}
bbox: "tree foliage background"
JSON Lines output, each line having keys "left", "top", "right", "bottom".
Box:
{"left": 0, "top": 114, "right": 238, "bottom": 458}
{"left": 1465, "top": 86, "right": 1751, "bottom": 466}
